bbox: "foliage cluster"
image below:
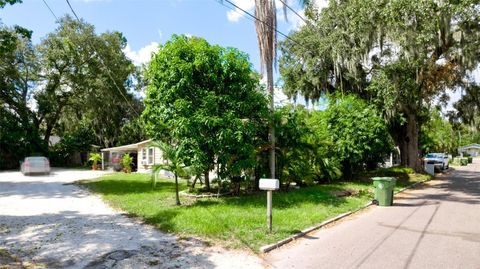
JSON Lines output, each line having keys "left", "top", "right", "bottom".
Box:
{"left": 0, "top": 16, "right": 145, "bottom": 169}
{"left": 121, "top": 153, "right": 133, "bottom": 173}
{"left": 143, "top": 35, "right": 394, "bottom": 198}
{"left": 280, "top": 0, "right": 480, "bottom": 171}
{"left": 143, "top": 35, "right": 269, "bottom": 191}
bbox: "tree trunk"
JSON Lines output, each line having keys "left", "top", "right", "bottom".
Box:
{"left": 190, "top": 175, "right": 198, "bottom": 191}
{"left": 174, "top": 174, "right": 181, "bottom": 206}
{"left": 406, "top": 113, "right": 421, "bottom": 172}
{"left": 43, "top": 107, "right": 63, "bottom": 146}
{"left": 399, "top": 112, "right": 421, "bottom": 172}
{"left": 204, "top": 170, "right": 210, "bottom": 190}
{"left": 267, "top": 62, "right": 276, "bottom": 179}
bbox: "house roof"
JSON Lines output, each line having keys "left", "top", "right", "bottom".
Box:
{"left": 101, "top": 139, "right": 152, "bottom": 152}
{"left": 459, "top": 143, "right": 480, "bottom": 150}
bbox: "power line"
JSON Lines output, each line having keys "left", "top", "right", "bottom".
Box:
{"left": 218, "top": 0, "right": 307, "bottom": 50}
{"left": 65, "top": 0, "right": 140, "bottom": 116}
{"left": 41, "top": 0, "right": 58, "bottom": 22}
{"left": 277, "top": 0, "right": 308, "bottom": 25}
{"left": 41, "top": 0, "right": 140, "bottom": 116}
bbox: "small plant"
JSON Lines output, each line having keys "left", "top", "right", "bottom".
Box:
{"left": 122, "top": 153, "right": 133, "bottom": 173}
{"left": 151, "top": 141, "right": 186, "bottom": 206}
{"left": 89, "top": 153, "right": 102, "bottom": 170}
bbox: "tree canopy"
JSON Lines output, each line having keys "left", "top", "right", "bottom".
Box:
{"left": 0, "top": 16, "right": 143, "bottom": 168}
{"left": 280, "top": 0, "right": 480, "bottom": 170}
{"left": 143, "top": 35, "right": 269, "bottom": 189}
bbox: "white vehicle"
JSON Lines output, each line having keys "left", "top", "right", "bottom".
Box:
{"left": 21, "top": 156, "right": 51, "bottom": 175}
{"left": 424, "top": 153, "right": 449, "bottom": 170}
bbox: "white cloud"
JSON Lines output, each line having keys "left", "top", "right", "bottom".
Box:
{"left": 286, "top": 8, "right": 306, "bottom": 30}
{"left": 226, "top": 0, "right": 255, "bottom": 22}
{"left": 224, "top": 0, "right": 324, "bottom": 31}
{"left": 123, "top": 42, "right": 159, "bottom": 66}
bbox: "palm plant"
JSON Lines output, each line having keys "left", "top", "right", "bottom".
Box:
{"left": 254, "top": 0, "right": 307, "bottom": 178}
{"left": 150, "top": 141, "right": 186, "bottom": 206}
{"left": 254, "top": 0, "right": 278, "bottom": 179}
{"left": 89, "top": 153, "right": 102, "bottom": 170}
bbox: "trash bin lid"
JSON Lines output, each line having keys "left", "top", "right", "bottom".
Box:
{"left": 371, "top": 177, "right": 395, "bottom": 182}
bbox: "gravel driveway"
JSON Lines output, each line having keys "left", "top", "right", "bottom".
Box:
{"left": 0, "top": 169, "right": 263, "bottom": 268}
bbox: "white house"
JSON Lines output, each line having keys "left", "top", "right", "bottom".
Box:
{"left": 100, "top": 139, "right": 164, "bottom": 172}
{"left": 458, "top": 143, "right": 480, "bottom": 157}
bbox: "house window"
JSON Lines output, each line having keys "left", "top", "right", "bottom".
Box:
{"left": 142, "top": 148, "right": 146, "bottom": 162}
{"left": 148, "top": 147, "right": 154, "bottom": 164}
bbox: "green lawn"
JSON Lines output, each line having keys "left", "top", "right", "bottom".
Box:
{"left": 81, "top": 168, "right": 430, "bottom": 251}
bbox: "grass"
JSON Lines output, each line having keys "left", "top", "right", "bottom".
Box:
{"left": 359, "top": 166, "right": 431, "bottom": 192}
{"left": 81, "top": 167, "right": 431, "bottom": 251}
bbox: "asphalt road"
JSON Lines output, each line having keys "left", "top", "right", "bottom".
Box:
{"left": 265, "top": 159, "right": 480, "bottom": 269}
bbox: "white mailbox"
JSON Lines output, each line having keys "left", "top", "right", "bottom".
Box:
{"left": 259, "top": 178, "right": 280, "bottom": 190}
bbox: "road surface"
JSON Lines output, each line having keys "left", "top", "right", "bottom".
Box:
{"left": 265, "top": 159, "right": 480, "bottom": 269}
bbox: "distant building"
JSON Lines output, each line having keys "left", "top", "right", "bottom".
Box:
{"left": 100, "top": 139, "right": 164, "bottom": 172}
{"left": 458, "top": 144, "right": 480, "bottom": 157}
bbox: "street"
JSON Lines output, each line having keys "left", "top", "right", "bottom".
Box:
{"left": 265, "top": 160, "right": 480, "bottom": 269}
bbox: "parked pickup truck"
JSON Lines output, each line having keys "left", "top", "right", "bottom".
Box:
{"left": 424, "top": 153, "right": 449, "bottom": 170}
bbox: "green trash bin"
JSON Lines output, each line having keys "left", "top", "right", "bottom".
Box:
{"left": 372, "top": 177, "right": 396, "bottom": 206}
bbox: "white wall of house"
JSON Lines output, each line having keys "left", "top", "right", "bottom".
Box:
{"left": 137, "top": 143, "right": 163, "bottom": 172}
{"left": 466, "top": 148, "right": 480, "bottom": 157}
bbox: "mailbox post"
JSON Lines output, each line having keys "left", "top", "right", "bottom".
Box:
{"left": 259, "top": 178, "right": 279, "bottom": 232}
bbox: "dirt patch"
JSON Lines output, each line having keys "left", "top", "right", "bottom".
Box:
{"left": 330, "top": 189, "right": 360, "bottom": 197}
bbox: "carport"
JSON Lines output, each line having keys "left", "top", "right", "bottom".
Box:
{"left": 100, "top": 141, "right": 147, "bottom": 171}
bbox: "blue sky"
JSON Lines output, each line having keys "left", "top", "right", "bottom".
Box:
{"left": 2, "top": 0, "right": 320, "bottom": 105}
{"left": 1, "top": 0, "right": 311, "bottom": 71}
{"left": 1, "top": 0, "right": 476, "bottom": 110}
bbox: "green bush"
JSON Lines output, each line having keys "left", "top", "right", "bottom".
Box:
{"left": 468, "top": 157, "right": 473, "bottom": 164}
{"left": 121, "top": 153, "right": 133, "bottom": 173}
{"left": 89, "top": 153, "right": 102, "bottom": 169}
{"left": 320, "top": 95, "right": 394, "bottom": 177}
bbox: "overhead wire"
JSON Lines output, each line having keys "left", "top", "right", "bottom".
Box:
{"left": 277, "top": 0, "right": 309, "bottom": 25}
{"left": 41, "top": 0, "right": 141, "bottom": 116}
{"left": 64, "top": 0, "right": 141, "bottom": 116}
{"left": 41, "top": 0, "right": 58, "bottom": 22}
{"left": 218, "top": 0, "right": 310, "bottom": 51}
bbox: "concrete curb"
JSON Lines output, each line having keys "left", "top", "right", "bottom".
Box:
{"left": 259, "top": 176, "right": 433, "bottom": 253}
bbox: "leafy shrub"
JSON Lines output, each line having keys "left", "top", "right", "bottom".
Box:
{"left": 321, "top": 95, "right": 394, "bottom": 177}
{"left": 89, "top": 153, "right": 102, "bottom": 168}
{"left": 122, "top": 153, "right": 133, "bottom": 173}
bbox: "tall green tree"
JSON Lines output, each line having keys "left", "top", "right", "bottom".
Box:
{"left": 321, "top": 95, "right": 393, "bottom": 177}
{"left": 37, "top": 16, "right": 138, "bottom": 147}
{"left": 0, "top": 15, "right": 140, "bottom": 168}
{"left": 143, "top": 35, "right": 269, "bottom": 190}
{"left": 454, "top": 84, "right": 480, "bottom": 130}
{"left": 280, "top": 0, "right": 480, "bottom": 171}
{"left": 0, "top": 27, "right": 44, "bottom": 169}
{"left": 252, "top": 0, "right": 308, "bottom": 179}
{"left": 420, "top": 108, "right": 457, "bottom": 154}
{"left": 254, "top": 0, "right": 278, "bottom": 179}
